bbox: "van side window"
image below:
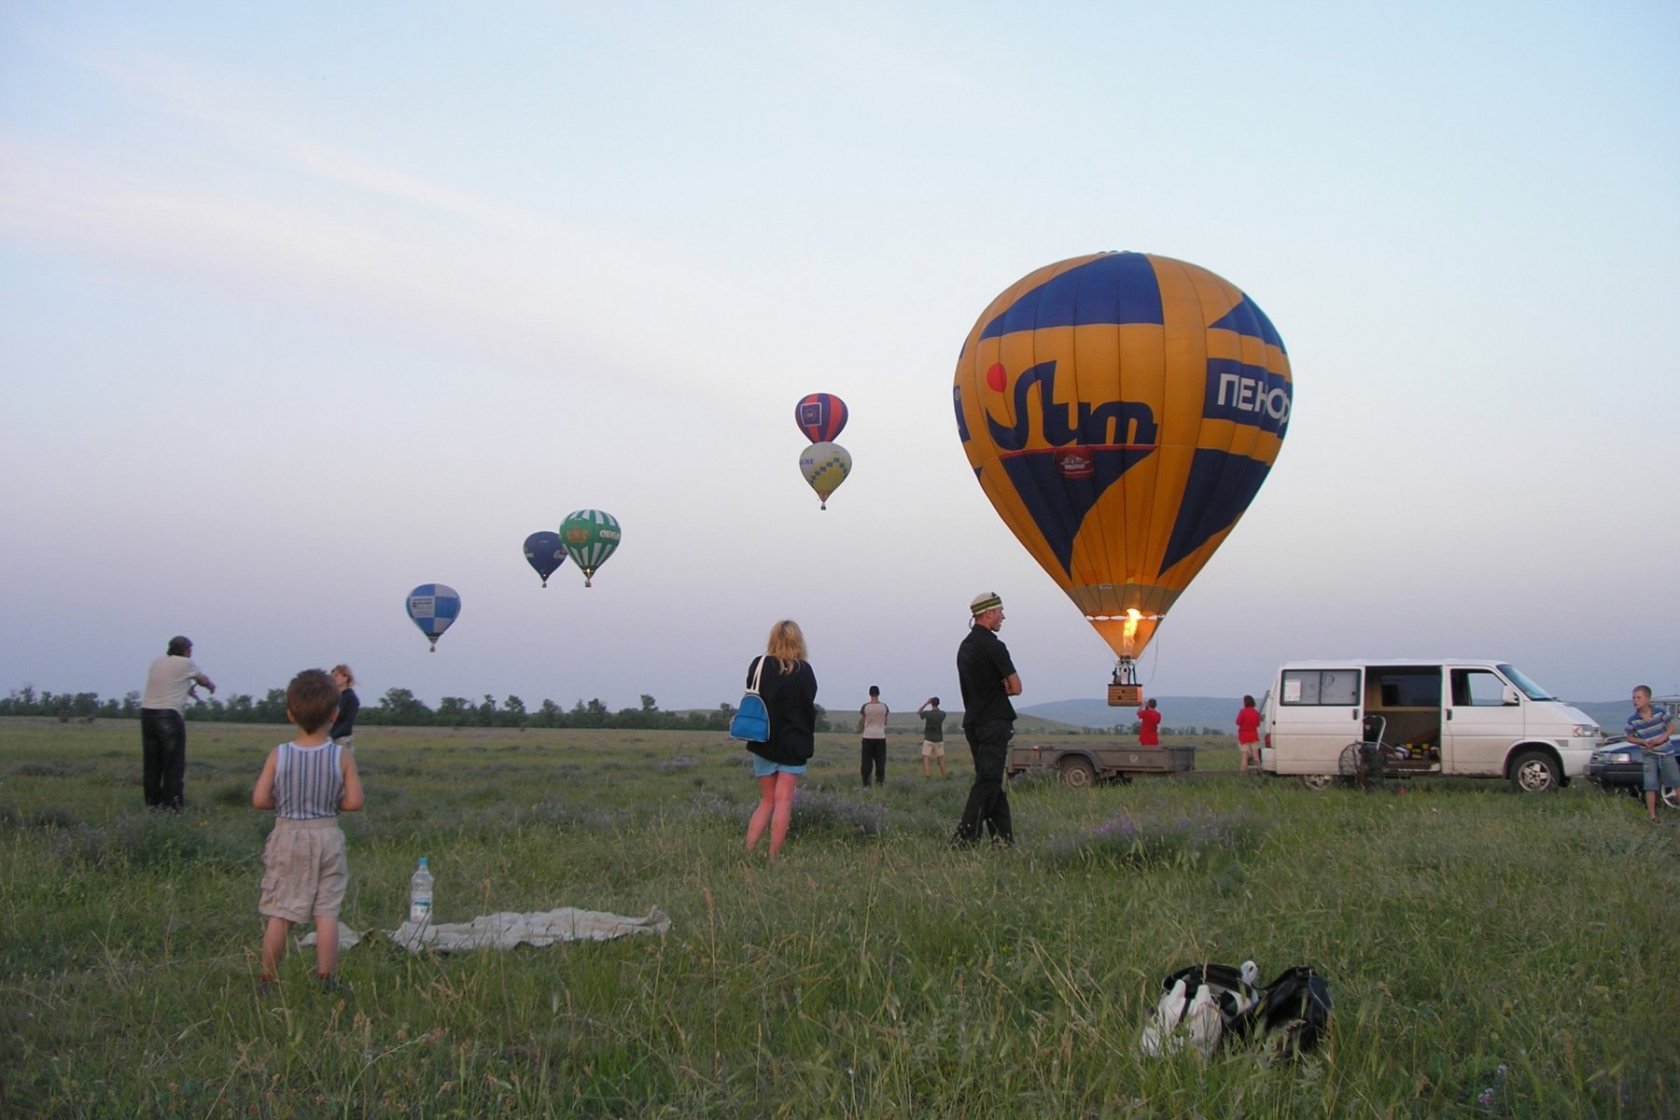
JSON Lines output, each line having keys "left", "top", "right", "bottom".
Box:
{"left": 1281, "top": 670, "right": 1359, "bottom": 706}
{"left": 1452, "top": 669, "right": 1511, "bottom": 706}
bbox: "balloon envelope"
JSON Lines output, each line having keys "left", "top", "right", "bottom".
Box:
{"left": 794, "top": 392, "right": 848, "bottom": 443}
{"left": 522, "top": 531, "right": 566, "bottom": 587}
{"left": 952, "top": 251, "right": 1291, "bottom": 659}
{"left": 799, "top": 441, "right": 851, "bottom": 509}
{"left": 559, "top": 509, "right": 621, "bottom": 587}
{"left": 406, "top": 583, "right": 461, "bottom": 651}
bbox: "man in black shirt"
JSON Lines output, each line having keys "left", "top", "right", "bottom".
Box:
{"left": 954, "top": 592, "right": 1022, "bottom": 846}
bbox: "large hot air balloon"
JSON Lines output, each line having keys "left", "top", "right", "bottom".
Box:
{"left": 953, "top": 251, "right": 1291, "bottom": 702}
{"left": 794, "top": 392, "right": 848, "bottom": 443}
{"left": 522, "top": 531, "right": 566, "bottom": 588}
{"left": 406, "top": 583, "right": 461, "bottom": 652}
{"left": 799, "top": 441, "right": 851, "bottom": 509}
{"left": 559, "top": 509, "right": 621, "bottom": 587}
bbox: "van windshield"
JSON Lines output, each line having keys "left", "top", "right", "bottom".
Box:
{"left": 1498, "top": 664, "right": 1554, "bottom": 700}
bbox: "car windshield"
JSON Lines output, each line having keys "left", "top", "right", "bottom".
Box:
{"left": 1498, "top": 664, "right": 1554, "bottom": 701}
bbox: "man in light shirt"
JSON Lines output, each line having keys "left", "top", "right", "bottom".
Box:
{"left": 140, "top": 635, "right": 216, "bottom": 812}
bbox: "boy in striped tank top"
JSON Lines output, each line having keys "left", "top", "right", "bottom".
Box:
{"left": 253, "top": 668, "right": 365, "bottom": 990}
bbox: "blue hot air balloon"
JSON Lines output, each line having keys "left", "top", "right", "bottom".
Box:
{"left": 522, "top": 531, "right": 566, "bottom": 588}
{"left": 406, "top": 583, "right": 461, "bottom": 651}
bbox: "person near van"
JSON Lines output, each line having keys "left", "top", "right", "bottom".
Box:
{"left": 1626, "top": 685, "right": 1676, "bottom": 821}
{"left": 1137, "top": 698, "right": 1162, "bottom": 747}
{"left": 918, "top": 697, "right": 949, "bottom": 778}
{"left": 859, "top": 686, "right": 889, "bottom": 787}
{"left": 954, "top": 592, "right": 1021, "bottom": 847}
{"left": 1236, "top": 695, "right": 1261, "bottom": 772}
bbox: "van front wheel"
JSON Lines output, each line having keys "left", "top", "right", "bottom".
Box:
{"left": 1510, "top": 749, "right": 1561, "bottom": 793}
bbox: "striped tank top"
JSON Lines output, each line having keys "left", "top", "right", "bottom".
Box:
{"left": 274, "top": 740, "right": 345, "bottom": 820}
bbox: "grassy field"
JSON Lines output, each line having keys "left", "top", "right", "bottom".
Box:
{"left": 1, "top": 718, "right": 1676, "bottom": 1118}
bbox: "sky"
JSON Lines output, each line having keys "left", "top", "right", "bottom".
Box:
{"left": 2, "top": 1, "right": 1677, "bottom": 717}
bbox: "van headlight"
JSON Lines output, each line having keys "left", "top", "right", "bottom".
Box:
{"left": 1571, "top": 724, "right": 1599, "bottom": 739}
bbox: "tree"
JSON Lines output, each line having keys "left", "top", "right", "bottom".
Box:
{"left": 437, "top": 697, "right": 472, "bottom": 727}
{"left": 501, "top": 695, "right": 527, "bottom": 727}
{"left": 372, "top": 687, "right": 433, "bottom": 726}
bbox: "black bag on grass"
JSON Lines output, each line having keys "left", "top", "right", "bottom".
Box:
{"left": 1245, "top": 965, "right": 1332, "bottom": 1056}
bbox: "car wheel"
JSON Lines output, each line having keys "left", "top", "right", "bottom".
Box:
{"left": 1509, "top": 749, "right": 1560, "bottom": 793}
{"left": 1662, "top": 787, "right": 1680, "bottom": 811}
{"left": 1059, "top": 757, "right": 1097, "bottom": 789}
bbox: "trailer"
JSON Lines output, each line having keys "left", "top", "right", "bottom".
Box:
{"left": 1006, "top": 742, "right": 1195, "bottom": 787}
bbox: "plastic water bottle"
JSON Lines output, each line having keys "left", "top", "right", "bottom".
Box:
{"left": 409, "top": 857, "right": 433, "bottom": 924}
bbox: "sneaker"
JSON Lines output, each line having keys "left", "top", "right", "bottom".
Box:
{"left": 318, "top": 975, "right": 351, "bottom": 995}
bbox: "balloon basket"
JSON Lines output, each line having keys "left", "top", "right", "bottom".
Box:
{"left": 1108, "top": 683, "right": 1141, "bottom": 706}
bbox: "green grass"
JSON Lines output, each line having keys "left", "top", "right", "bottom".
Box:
{"left": 1, "top": 718, "right": 1675, "bottom": 1117}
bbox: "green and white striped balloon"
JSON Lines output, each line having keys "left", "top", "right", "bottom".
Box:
{"left": 559, "top": 510, "right": 622, "bottom": 588}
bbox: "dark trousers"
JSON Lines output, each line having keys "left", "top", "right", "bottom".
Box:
{"left": 860, "top": 738, "right": 886, "bottom": 785}
{"left": 141, "top": 708, "right": 187, "bottom": 811}
{"left": 956, "top": 721, "right": 1014, "bottom": 844}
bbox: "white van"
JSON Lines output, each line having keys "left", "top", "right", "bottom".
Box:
{"left": 1259, "top": 659, "right": 1601, "bottom": 792}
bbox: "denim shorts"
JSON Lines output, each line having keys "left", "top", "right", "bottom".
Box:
{"left": 751, "top": 754, "right": 806, "bottom": 778}
{"left": 1642, "top": 750, "right": 1680, "bottom": 792}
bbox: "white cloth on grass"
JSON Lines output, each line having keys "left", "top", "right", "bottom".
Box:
{"left": 302, "top": 906, "right": 671, "bottom": 953}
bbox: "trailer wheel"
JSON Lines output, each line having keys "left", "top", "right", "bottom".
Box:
{"left": 1059, "top": 756, "right": 1097, "bottom": 789}
{"left": 1509, "top": 749, "right": 1560, "bottom": 793}
{"left": 1298, "top": 773, "right": 1336, "bottom": 791}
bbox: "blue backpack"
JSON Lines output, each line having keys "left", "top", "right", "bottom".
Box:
{"left": 729, "top": 657, "right": 771, "bottom": 743}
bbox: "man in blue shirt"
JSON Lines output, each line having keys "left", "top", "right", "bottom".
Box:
{"left": 1625, "top": 685, "right": 1675, "bottom": 821}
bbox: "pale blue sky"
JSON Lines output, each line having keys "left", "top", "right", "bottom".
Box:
{"left": 3, "top": 1, "right": 1676, "bottom": 715}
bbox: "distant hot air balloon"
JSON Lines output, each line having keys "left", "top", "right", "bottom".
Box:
{"left": 953, "top": 251, "right": 1292, "bottom": 701}
{"left": 794, "top": 392, "right": 848, "bottom": 443}
{"left": 799, "top": 442, "right": 851, "bottom": 509}
{"left": 522, "top": 531, "right": 566, "bottom": 588}
{"left": 559, "top": 509, "right": 621, "bottom": 587}
{"left": 406, "top": 583, "right": 461, "bottom": 652}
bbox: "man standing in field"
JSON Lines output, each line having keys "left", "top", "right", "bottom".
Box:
{"left": 1137, "top": 697, "right": 1162, "bottom": 747}
{"left": 954, "top": 592, "right": 1021, "bottom": 847}
{"left": 140, "top": 635, "right": 216, "bottom": 812}
{"left": 1625, "top": 685, "right": 1675, "bottom": 822}
{"left": 859, "top": 685, "right": 889, "bottom": 787}
{"left": 918, "top": 696, "right": 949, "bottom": 778}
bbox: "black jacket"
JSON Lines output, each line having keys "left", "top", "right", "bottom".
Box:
{"left": 745, "top": 656, "right": 818, "bottom": 766}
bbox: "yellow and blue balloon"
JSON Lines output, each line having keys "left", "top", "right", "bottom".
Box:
{"left": 953, "top": 251, "right": 1291, "bottom": 665}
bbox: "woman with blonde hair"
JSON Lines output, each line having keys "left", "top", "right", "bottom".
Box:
{"left": 742, "top": 620, "right": 818, "bottom": 860}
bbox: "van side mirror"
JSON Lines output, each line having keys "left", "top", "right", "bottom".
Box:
{"left": 1502, "top": 684, "right": 1521, "bottom": 706}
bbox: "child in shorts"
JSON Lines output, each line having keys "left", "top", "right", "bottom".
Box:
{"left": 253, "top": 668, "right": 365, "bottom": 989}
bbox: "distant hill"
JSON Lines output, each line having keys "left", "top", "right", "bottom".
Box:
{"left": 1018, "top": 696, "right": 1242, "bottom": 734}
{"left": 1018, "top": 696, "right": 1638, "bottom": 736}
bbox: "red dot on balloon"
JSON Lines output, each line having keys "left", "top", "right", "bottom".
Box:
{"left": 985, "top": 363, "right": 1007, "bottom": 392}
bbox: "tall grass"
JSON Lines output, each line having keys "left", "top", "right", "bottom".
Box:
{"left": 0, "top": 718, "right": 1675, "bottom": 1117}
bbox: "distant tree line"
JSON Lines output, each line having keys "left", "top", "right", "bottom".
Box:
{"left": 0, "top": 685, "right": 833, "bottom": 733}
